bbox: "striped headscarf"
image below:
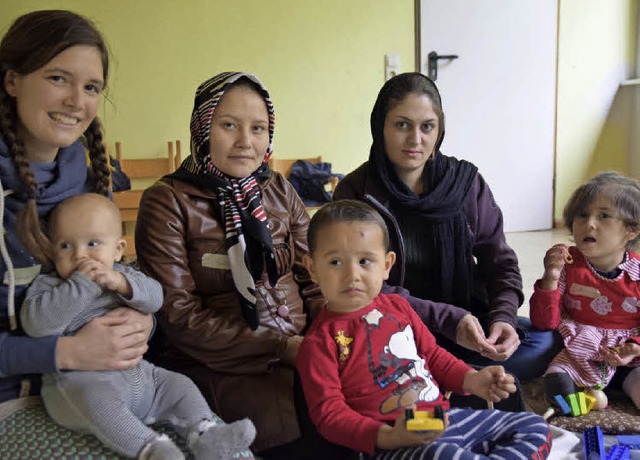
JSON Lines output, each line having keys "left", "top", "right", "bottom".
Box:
{"left": 178, "top": 72, "right": 277, "bottom": 330}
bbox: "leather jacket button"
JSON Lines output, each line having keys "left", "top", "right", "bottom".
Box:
{"left": 277, "top": 304, "right": 290, "bottom": 318}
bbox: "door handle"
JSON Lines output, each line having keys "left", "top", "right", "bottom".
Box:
{"left": 428, "top": 51, "right": 459, "bottom": 81}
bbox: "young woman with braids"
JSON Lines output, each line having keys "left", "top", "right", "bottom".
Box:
{"left": 0, "top": 10, "right": 152, "bottom": 403}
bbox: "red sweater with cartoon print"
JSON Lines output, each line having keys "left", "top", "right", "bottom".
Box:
{"left": 530, "top": 247, "right": 640, "bottom": 344}
{"left": 296, "top": 293, "right": 472, "bottom": 454}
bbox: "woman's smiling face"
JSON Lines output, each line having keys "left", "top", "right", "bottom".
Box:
{"left": 4, "top": 45, "right": 104, "bottom": 162}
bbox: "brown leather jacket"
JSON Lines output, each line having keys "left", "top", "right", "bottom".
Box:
{"left": 136, "top": 171, "right": 325, "bottom": 452}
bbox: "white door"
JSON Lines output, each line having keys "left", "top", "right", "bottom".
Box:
{"left": 420, "top": 0, "right": 557, "bottom": 231}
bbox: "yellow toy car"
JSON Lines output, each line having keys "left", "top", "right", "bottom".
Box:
{"left": 405, "top": 406, "right": 445, "bottom": 431}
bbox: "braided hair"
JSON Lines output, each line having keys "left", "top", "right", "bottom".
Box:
{"left": 0, "top": 10, "right": 110, "bottom": 264}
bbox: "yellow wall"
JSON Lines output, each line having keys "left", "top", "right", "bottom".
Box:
{"left": 1, "top": 0, "right": 414, "bottom": 177}
{"left": 3, "top": 1, "right": 638, "bottom": 228}
{"left": 555, "top": 0, "right": 637, "bottom": 224}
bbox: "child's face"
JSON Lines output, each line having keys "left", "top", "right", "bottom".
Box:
{"left": 572, "top": 195, "right": 639, "bottom": 272}
{"left": 51, "top": 199, "right": 125, "bottom": 279}
{"left": 305, "top": 221, "right": 396, "bottom": 313}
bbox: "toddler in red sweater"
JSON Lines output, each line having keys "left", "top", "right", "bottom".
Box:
{"left": 530, "top": 172, "right": 640, "bottom": 407}
{"left": 297, "top": 200, "right": 551, "bottom": 458}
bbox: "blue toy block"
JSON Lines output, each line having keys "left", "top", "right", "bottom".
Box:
{"left": 554, "top": 394, "right": 572, "bottom": 415}
{"left": 605, "top": 445, "right": 630, "bottom": 460}
{"left": 583, "top": 426, "right": 605, "bottom": 460}
{"left": 616, "top": 435, "right": 640, "bottom": 448}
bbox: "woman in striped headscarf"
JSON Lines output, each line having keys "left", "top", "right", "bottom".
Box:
{"left": 136, "top": 72, "right": 349, "bottom": 458}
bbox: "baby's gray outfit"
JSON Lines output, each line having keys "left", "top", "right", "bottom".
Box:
{"left": 22, "top": 264, "right": 214, "bottom": 457}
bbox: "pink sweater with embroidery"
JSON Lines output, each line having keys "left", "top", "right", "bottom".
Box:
{"left": 296, "top": 293, "right": 471, "bottom": 454}
{"left": 530, "top": 247, "right": 640, "bottom": 345}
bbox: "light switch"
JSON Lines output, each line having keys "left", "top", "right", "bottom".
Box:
{"left": 385, "top": 53, "right": 400, "bottom": 81}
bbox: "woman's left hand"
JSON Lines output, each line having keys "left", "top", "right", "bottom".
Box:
{"left": 105, "top": 307, "right": 154, "bottom": 341}
{"left": 483, "top": 322, "right": 520, "bottom": 361}
{"left": 456, "top": 314, "right": 497, "bottom": 356}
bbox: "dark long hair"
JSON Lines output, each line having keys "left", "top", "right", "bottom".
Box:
{"left": 0, "top": 10, "right": 110, "bottom": 264}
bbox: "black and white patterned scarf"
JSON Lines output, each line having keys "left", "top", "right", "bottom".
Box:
{"left": 175, "top": 72, "right": 277, "bottom": 330}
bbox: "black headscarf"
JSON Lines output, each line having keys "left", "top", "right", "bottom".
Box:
{"left": 369, "top": 73, "right": 477, "bottom": 308}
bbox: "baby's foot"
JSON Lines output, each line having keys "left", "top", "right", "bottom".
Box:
{"left": 139, "top": 434, "right": 185, "bottom": 460}
{"left": 191, "top": 418, "right": 256, "bottom": 460}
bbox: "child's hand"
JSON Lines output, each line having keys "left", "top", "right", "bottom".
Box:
{"left": 462, "top": 366, "right": 516, "bottom": 403}
{"left": 600, "top": 342, "right": 640, "bottom": 367}
{"left": 455, "top": 314, "right": 497, "bottom": 357}
{"left": 76, "top": 260, "right": 131, "bottom": 298}
{"left": 376, "top": 409, "right": 448, "bottom": 450}
{"left": 541, "top": 244, "right": 570, "bottom": 290}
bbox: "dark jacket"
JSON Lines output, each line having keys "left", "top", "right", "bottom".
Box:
{"left": 334, "top": 162, "right": 523, "bottom": 329}
{"left": 136, "top": 171, "right": 324, "bottom": 452}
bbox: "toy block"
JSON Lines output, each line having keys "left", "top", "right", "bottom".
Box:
{"left": 616, "top": 435, "right": 640, "bottom": 449}
{"left": 554, "top": 394, "right": 571, "bottom": 415}
{"left": 578, "top": 392, "right": 587, "bottom": 414}
{"left": 584, "top": 393, "right": 596, "bottom": 414}
{"left": 567, "top": 393, "right": 580, "bottom": 416}
{"left": 583, "top": 426, "right": 605, "bottom": 460}
{"left": 406, "top": 406, "right": 445, "bottom": 432}
{"left": 605, "top": 445, "right": 630, "bottom": 460}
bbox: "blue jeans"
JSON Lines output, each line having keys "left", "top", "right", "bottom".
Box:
{"left": 437, "top": 317, "right": 563, "bottom": 382}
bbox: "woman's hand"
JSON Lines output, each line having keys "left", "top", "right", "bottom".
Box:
{"left": 455, "top": 314, "right": 497, "bottom": 357}
{"left": 601, "top": 342, "right": 640, "bottom": 367}
{"left": 56, "top": 307, "right": 153, "bottom": 371}
{"left": 482, "top": 321, "right": 520, "bottom": 361}
{"left": 376, "top": 409, "right": 448, "bottom": 450}
{"left": 462, "top": 365, "right": 516, "bottom": 402}
{"left": 540, "top": 244, "right": 570, "bottom": 290}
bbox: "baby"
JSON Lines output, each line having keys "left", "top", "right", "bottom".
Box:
{"left": 296, "top": 200, "right": 551, "bottom": 458}
{"left": 21, "top": 193, "right": 255, "bottom": 460}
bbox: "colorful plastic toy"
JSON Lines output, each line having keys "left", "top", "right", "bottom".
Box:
{"left": 405, "top": 406, "right": 445, "bottom": 432}
{"left": 583, "top": 426, "right": 605, "bottom": 460}
{"left": 616, "top": 435, "right": 640, "bottom": 450}
{"left": 585, "top": 388, "right": 608, "bottom": 410}
{"left": 554, "top": 394, "right": 571, "bottom": 415}
{"left": 605, "top": 444, "right": 630, "bottom": 460}
{"left": 550, "top": 391, "right": 598, "bottom": 419}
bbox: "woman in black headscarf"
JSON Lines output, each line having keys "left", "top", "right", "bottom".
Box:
{"left": 334, "top": 72, "right": 558, "bottom": 381}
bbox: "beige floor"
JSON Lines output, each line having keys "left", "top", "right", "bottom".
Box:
{"left": 505, "top": 228, "right": 573, "bottom": 317}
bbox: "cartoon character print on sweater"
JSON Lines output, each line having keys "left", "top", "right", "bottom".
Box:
{"left": 334, "top": 330, "right": 353, "bottom": 362}
{"left": 362, "top": 308, "right": 439, "bottom": 415}
{"left": 566, "top": 282, "right": 613, "bottom": 315}
{"left": 591, "top": 296, "right": 613, "bottom": 315}
{"left": 564, "top": 281, "right": 640, "bottom": 319}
